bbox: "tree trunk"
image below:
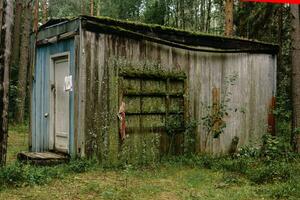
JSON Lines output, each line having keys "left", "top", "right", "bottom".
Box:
{"left": 225, "top": 0, "right": 234, "bottom": 36}
{"left": 0, "top": 0, "right": 14, "bottom": 166}
{"left": 33, "top": 0, "right": 39, "bottom": 33}
{"left": 15, "top": 4, "right": 31, "bottom": 124}
{"left": 82, "top": 0, "right": 86, "bottom": 15}
{"left": 96, "top": 0, "right": 100, "bottom": 16}
{"left": 199, "top": 0, "right": 205, "bottom": 31}
{"left": 11, "top": 0, "right": 23, "bottom": 67}
{"left": 205, "top": 0, "right": 212, "bottom": 32}
{"left": 291, "top": 5, "right": 300, "bottom": 152}
{"left": 180, "top": 0, "right": 185, "bottom": 29}
{"left": 42, "top": 0, "right": 47, "bottom": 23}
{"left": 0, "top": 0, "right": 3, "bottom": 41}
{"left": 90, "top": 0, "right": 94, "bottom": 16}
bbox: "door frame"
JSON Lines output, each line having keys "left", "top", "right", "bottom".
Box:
{"left": 49, "top": 52, "right": 70, "bottom": 152}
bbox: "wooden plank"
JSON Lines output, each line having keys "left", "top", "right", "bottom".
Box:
{"left": 78, "top": 25, "right": 87, "bottom": 157}
{"left": 81, "top": 30, "right": 276, "bottom": 156}
{"left": 74, "top": 35, "right": 80, "bottom": 155}
{"left": 18, "top": 152, "right": 67, "bottom": 160}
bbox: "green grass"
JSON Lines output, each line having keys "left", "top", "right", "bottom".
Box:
{"left": 7, "top": 124, "right": 28, "bottom": 164}
{"left": 0, "top": 124, "right": 299, "bottom": 199}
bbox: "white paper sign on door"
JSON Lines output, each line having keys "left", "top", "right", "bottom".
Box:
{"left": 64, "top": 75, "right": 73, "bottom": 92}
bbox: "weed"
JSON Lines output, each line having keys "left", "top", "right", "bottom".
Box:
{"left": 0, "top": 162, "right": 64, "bottom": 188}
{"left": 260, "top": 134, "right": 295, "bottom": 162}
{"left": 66, "top": 158, "right": 97, "bottom": 173}
{"left": 221, "top": 173, "right": 242, "bottom": 185}
{"left": 247, "top": 162, "right": 292, "bottom": 184}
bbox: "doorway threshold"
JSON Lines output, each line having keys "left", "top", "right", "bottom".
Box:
{"left": 17, "top": 151, "right": 69, "bottom": 165}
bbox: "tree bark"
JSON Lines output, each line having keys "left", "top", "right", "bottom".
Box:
{"left": 291, "top": 5, "right": 300, "bottom": 152}
{"left": 82, "top": 0, "right": 86, "bottom": 15}
{"left": 42, "top": 0, "right": 47, "bottom": 23}
{"left": 11, "top": 0, "right": 23, "bottom": 67}
{"left": 96, "top": 0, "right": 100, "bottom": 16}
{"left": 33, "top": 0, "right": 39, "bottom": 32}
{"left": 225, "top": 0, "right": 234, "bottom": 36}
{"left": 15, "top": 4, "right": 31, "bottom": 124}
{"left": 90, "top": 0, "right": 94, "bottom": 16}
{"left": 0, "top": 0, "right": 14, "bottom": 166}
{"left": 199, "top": 0, "right": 205, "bottom": 31}
{"left": 205, "top": 0, "right": 212, "bottom": 32}
{"left": 0, "top": 0, "right": 3, "bottom": 41}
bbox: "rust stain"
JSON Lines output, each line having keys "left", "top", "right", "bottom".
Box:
{"left": 268, "top": 96, "right": 276, "bottom": 136}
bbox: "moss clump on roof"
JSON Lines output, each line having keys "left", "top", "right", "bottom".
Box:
{"left": 39, "top": 15, "right": 278, "bottom": 53}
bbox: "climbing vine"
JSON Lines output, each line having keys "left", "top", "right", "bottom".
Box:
{"left": 202, "top": 72, "right": 239, "bottom": 148}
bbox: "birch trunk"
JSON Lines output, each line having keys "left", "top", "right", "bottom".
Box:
{"left": 0, "top": 0, "right": 14, "bottom": 166}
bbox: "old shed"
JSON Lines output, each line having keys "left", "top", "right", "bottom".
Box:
{"left": 30, "top": 16, "right": 277, "bottom": 163}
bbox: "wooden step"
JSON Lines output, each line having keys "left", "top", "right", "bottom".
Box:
{"left": 17, "top": 151, "right": 69, "bottom": 165}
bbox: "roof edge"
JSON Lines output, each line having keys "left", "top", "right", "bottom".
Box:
{"left": 38, "top": 15, "right": 279, "bottom": 54}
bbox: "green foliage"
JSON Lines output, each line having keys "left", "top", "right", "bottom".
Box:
{"left": 248, "top": 161, "right": 292, "bottom": 184}
{"left": 0, "top": 158, "right": 98, "bottom": 189}
{"left": 0, "top": 162, "right": 25, "bottom": 186}
{"left": 262, "top": 179, "right": 300, "bottom": 199}
{"left": 48, "top": 0, "right": 82, "bottom": 18}
{"left": 260, "top": 134, "right": 295, "bottom": 162}
{"left": 236, "top": 145, "right": 260, "bottom": 158}
{"left": 143, "top": 0, "right": 167, "bottom": 25}
{"left": 66, "top": 158, "right": 97, "bottom": 173}
{"left": 0, "top": 162, "right": 63, "bottom": 188}
{"left": 183, "top": 119, "right": 198, "bottom": 154}
{"left": 201, "top": 72, "right": 239, "bottom": 145}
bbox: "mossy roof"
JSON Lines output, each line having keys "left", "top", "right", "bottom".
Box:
{"left": 39, "top": 15, "right": 278, "bottom": 54}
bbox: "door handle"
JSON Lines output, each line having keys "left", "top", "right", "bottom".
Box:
{"left": 51, "top": 84, "right": 55, "bottom": 91}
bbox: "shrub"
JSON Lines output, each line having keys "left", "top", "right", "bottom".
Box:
{"left": 218, "top": 157, "right": 254, "bottom": 174}
{"left": 265, "top": 179, "right": 300, "bottom": 199}
{"left": 0, "top": 162, "right": 25, "bottom": 187}
{"left": 236, "top": 145, "right": 260, "bottom": 158}
{"left": 66, "top": 158, "right": 97, "bottom": 173}
{"left": 247, "top": 162, "right": 293, "bottom": 184}
{"left": 0, "top": 162, "right": 65, "bottom": 188}
{"left": 260, "top": 134, "right": 295, "bottom": 162}
{"left": 0, "top": 159, "right": 97, "bottom": 188}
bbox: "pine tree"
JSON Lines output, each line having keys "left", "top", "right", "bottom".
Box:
{"left": 291, "top": 5, "right": 300, "bottom": 152}
{"left": 15, "top": 2, "right": 31, "bottom": 123}
{"left": 225, "top": 0, "right": 233, "bottom": 36}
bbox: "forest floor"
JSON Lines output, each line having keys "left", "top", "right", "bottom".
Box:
{"left": 0, "top": 125, "right": 295, "bottom": 200}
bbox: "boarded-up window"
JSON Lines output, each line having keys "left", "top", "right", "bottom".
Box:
{"left": 119, "top": 68, "right": 186, "bottom": 156}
